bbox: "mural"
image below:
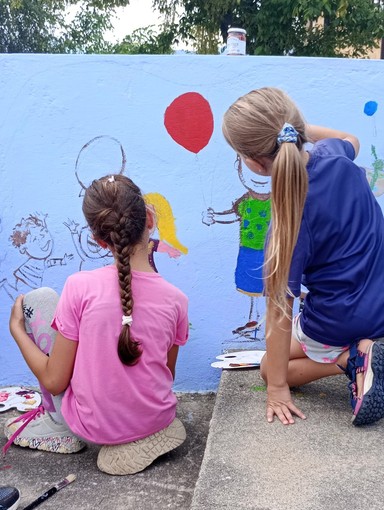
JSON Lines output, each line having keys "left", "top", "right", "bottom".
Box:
{"left": 0, "top": 55, "right": 383, "bottom": 392}
{"left": 66, "top": 135, "right": 125, "bottom": 270}
{"left": 75, "top": 135, "right": 127, "bottom": 195}
{"left": 66, "top": 136, "right": 187, "bottom": 272}
{"left": 363, "top": 101, "right": 384, "bottom": 197}
{"left": 164, "top": 92, "right": 214, "bottom": 154}
{"left": 0, "top": 213, "right": 73, "bottom": 301}
{"left": 203, "top": 156, "right": 271, "bottom": 341}
{"left": 145, "top": 193, "right": 188, "bottom": 272}
{"left": 64, "top": 219, "right": 112, "bottom": 271}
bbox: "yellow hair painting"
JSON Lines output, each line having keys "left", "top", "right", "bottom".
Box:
{"left": 144, "top": 192, "right": 188, "bottom": 255}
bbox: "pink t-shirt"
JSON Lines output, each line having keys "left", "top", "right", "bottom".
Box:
{"left": 52, "top": 265, "right": 189, "bottom": 444}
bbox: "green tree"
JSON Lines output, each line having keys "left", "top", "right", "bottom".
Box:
{"left": 0, "top": 0, "right": 131, "bottom": 53}
{"left": 112, "top": 25, "right": 175, "bottom": 54}
{"left": 153, "top": 0, "right": 384, "bottom": 57}
{"left": 0, "top": 0, "right": 62, "bottom": 52}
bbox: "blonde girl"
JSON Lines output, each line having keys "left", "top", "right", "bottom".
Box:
{"left": 222, "top": 87, "right": 384, "bottom": 426}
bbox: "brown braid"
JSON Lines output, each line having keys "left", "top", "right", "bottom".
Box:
{"left": 82, "top": 174, "right": 147, "bottom": 366}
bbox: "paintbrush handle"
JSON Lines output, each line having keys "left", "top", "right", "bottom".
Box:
{"left": 23, "top": 487, "right": 58, "bottom": 510}
{"left": 229, "top": 363, "right": 259, "bottom": 367}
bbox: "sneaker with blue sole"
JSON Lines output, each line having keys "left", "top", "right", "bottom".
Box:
{"left": 0, "top": 486, "right": 20, "bottom": 510}
{"left": 350, "top": 339, "right": 384, "bottom": 426}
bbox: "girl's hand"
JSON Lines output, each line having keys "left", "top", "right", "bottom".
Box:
{"left": 267, "top": 383, "right": 306, "bottom": 425}
{"left": 9, "top": 295, "right": 26, "bottom": 337}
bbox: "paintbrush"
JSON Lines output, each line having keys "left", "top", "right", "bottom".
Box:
{"left": 229, "top": 362, "right": 260, "bottom": 367}
{"left": 22, "top": 474, "right": 76, "bottom": 510}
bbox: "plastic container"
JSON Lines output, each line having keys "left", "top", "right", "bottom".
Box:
{"left": 227, "top": 28, "right": 247, "bottom": 56}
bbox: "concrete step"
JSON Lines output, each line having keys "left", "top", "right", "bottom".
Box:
{"left": 191, "top": 368, "right": 384, "bottom": 510}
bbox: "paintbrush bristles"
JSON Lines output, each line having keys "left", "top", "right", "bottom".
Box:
{"left": 65, "top": 474, "right": 76, "bottom": 484}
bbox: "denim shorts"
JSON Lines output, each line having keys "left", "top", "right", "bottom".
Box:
{"left": 292, "top": 314, "right": 349, "bottom": 364}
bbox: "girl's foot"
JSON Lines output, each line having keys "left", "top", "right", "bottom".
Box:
{"left": 347, "top": 340, "right": 384, "bottom": 426}
{"left": 97, "top": 417, "right": 186, "bottom": 475}
{"left": 0, "top": 486, "right": 20, "bottom": 510}
{"left": 354, "top": 339, "right": 373, "bottom": 399}
{"left": 3, "top": 406, "right": 86, "bottom": 455}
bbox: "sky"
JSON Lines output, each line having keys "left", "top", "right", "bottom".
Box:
{"left": 111, "top": 0, "right": 163, "bottom": 41}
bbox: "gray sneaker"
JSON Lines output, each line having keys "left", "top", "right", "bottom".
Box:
{"left": 97, "top": 417, "right": 186, "bottom": 475}
{"left": 3, "top": 406, "right": 85, "bottom": 455}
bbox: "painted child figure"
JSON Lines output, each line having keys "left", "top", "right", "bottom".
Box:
{"left": 4, "top": 175, "right": 189, "bottom": 475}
{"left": 1, "top": 213, "right": 73, "bottom": 301}
{"left": 202, "top": 156, "right": 271, "bottom": 338}
{"left": 222, "top": 87, "right": 384, "bottom": 426}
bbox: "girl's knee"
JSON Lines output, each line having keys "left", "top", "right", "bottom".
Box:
{"left": 260, "top": 354, "right": 268, "bottom": 382}
{"left": 24, "top": 287, "right": 59, "bottom": 305}
{"left": 25, "top": 286, "right": 58, "bottom": 298}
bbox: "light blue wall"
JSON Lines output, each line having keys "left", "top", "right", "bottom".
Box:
{"left": 1, "top": 55, "right": 383, "bottom": 392}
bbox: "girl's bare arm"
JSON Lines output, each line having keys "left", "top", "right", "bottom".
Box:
{"left": 265, "top": 297, "right": 306, "bottom": 425}
{"left": 306, "top": 124, "right": 360, "bottom": 157}
{"left": 10, "top": 295, "right": 77, "bottom": 395}
{"left": 167, "top": 345, "right": 180, "bottom": 380}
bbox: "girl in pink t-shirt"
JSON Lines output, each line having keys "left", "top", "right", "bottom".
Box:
{"left": 4, "top": 174, "right": 189, "bottom": 475}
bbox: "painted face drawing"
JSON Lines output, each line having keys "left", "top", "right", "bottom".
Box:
{"left": 14, "top": 214, "right": 53, "bottom": 259}
{"left": 237, "top": 157, "right": 272, "bottom": 197}
{"left": 1, "top": 213, "right": 73, "bottom": 301}
{"left": 81, "top": 228, "right": 110, "bottom": 259}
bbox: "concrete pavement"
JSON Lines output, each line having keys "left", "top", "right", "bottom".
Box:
{"left": 191, "top": 369, "right": 384, "bottom": 510}
{"left": 0, "top": 393, "right": 214, "bottom": 510}
{"left": 4, "top": 368, "right": 384, "bottom": 510}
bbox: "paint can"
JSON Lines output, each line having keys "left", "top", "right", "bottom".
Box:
{"left": 227, "top": 28, "right": 247, "bottom": 56}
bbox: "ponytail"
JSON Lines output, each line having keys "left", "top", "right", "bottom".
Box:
{"left": 222, "top": 87, "right": 309, "bottom": 317}
{"left": 264, "top": 143, "right": 308, "bottom": 315}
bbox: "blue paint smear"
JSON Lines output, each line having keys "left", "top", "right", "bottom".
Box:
{"left": 364, "top": 101, "right": 378, "bottom": 116}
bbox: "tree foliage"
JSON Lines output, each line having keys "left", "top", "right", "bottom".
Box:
{"left": 112, "top": 25, "right": 174, "bottom": 54}
{"left": 153, "top": 0, "right": 384, "bottom": 57}
{"left": 0, "top": 0, "right": 130, "bottom": 53}
{"left": 2, "top": 0, "right": 383, "bottom": 56}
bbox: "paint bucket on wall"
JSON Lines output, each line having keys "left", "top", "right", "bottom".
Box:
{"left": 227, "top": 28, "right": 247, "bottom": 56}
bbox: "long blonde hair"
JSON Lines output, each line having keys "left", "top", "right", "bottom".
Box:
{"left": 222, "top": 87, "right": 308, "bottom": 316}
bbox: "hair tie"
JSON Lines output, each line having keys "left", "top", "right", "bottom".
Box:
{"left": 107, "top": 175, "right": 115, "bottom": 183}
{"left": 122, "top": 315, "right": 133, "bottom": 327}
{"left": 277, "top": 123, "right": 298, "bottom": 145}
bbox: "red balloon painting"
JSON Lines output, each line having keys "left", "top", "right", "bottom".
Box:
{"left": 164, "top": 92, "right": 214, "bottom": 154}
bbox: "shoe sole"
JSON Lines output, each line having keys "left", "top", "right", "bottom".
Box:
{"left": 6, "top": 496, "right": 20, "bottom": 510}
{"left": 11, "top": 435, "right": 85, "bottom": 453}
{"left": 4, "top": 418, "right": 86, "bottom": 454}
{"left": 5, "top": 424, "right": 85, "bottom": 454}
{"left": 353, "top": 340, "right": 384, "bottom": 426}
{"left": 97, "top": 418, "right": 186, "bottom": 475}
